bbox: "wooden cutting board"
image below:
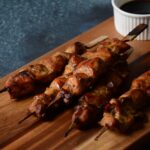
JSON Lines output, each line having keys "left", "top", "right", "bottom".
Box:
{"left": 0, "top": 17, "right": 150, "bottom": 150}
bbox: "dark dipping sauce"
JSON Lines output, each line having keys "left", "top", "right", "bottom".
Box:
{"left": 120, "top": 1, "right": 150, "bottom": 14}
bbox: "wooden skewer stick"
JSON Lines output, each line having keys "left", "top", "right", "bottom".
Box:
{"left": 18, "top": 112, "right": 34, "bottom": 124}
{"left": 94, "top": 127, "right": 107, "bottom": 141}
{"left": 86, "top": 35, "right": 108, "bottom": 48}
{"left": 121, "top": 24, "right": 148, "bottom": 42}
{"left": 64, "top": 122, "right": 77, "bottom": 137}
{"left": 0, "top": 87, "right": 8, "bottom": 93}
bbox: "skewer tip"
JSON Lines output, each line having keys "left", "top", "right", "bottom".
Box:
{"left": 64, "top": 122, "right": 76, "bottom": 137}
{"left": 94, "top": 127, "right": 107, "bottom": 141}
{"left": 0, "top": 87, "right": 8, "bottom": 93}
{"left": 18, "top": 112, "right": 34, "bottom": 124}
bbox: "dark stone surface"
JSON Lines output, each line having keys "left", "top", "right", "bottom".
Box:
{"left": 0, "top": 0, "right": 113, "bottom": 77}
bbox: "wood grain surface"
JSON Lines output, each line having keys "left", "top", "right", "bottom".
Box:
{"left": 0, "top": 17, "right": 150, "bottom": 150}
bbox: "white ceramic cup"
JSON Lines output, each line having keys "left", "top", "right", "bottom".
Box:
{"left": 112, "top": 0, "right": 150, "bottom": 40}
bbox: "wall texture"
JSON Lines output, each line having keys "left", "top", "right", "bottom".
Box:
{"left": 0, "top": 0, "right": 112, "bottom": 77}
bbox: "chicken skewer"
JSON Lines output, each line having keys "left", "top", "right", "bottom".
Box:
{"left": 100, "top": 70, "right": 150, "bottom": 132}
{"left": 64, "top": 60, "right": 129, "bottom": 136}
{"left": 0, "top": 36, "right": 107, "bottom": 99}
{"left": 19, "top": 24, "right": 147, "bottom": 123}
{"left": 96, "top": 70, "right": 150, "bottom": 140}
{"left": 0, "top": 53, "right": 69, "bottom": 99}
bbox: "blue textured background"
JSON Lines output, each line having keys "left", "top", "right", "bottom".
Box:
{"left": 0, "top": 0, "right": 112, "bottom": 77}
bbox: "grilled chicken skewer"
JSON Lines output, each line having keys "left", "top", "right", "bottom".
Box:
{"left": 64, "top": 60, "right": 129, "bottom": 136}
{"left": 0, "top": 36, "right": 107, "bottom": 99}
{"left": 19, "top": 24, "right": 147, "bottom": 123}
{"left": 1, "top": 53, "right": 69, "bottom": 99}
{"left": 100, "top": 71, "right": 150, "bottom": 134}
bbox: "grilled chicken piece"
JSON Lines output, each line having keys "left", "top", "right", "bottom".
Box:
{"left": 83, "top": 38, "right": 131, "bottom": 62}
{"left": 99, "top": 38, "right": 131, "bottom": 54}
{"left": 100, "top": 71, "right": 150, "bottom": 132}
{"left": 61, "top": 58, "right": 105, "bottom": 97}
{"left": 131, "top": 70, "right": 150, "bottom": 97}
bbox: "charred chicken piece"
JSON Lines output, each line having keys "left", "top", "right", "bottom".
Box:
{"left": 62, "top": 57, "right": 105, "bottom": 98}
{"left": 100, "top": 71, "right": 150, "bottom": 133}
